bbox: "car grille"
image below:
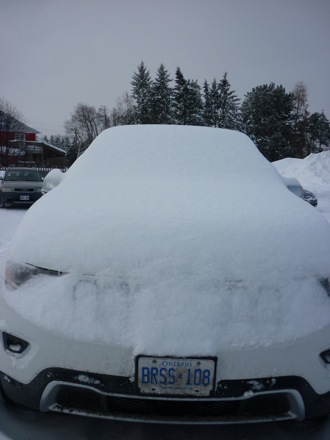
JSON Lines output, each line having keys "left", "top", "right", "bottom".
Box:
{"left": 43, "top": 383, "right": 299, "bottom": 423}
{"left": 14, "top": 188, "right": 35, "bottom": 192}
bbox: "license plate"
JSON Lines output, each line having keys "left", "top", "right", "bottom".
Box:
{"left": 137, "top": 356, "right": 216, "bottom": 396}
{"left": 20, "top": 195, "right": 30, "bottom": 201}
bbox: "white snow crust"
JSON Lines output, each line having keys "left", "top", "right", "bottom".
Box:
{"left": 274, "top": 150, "right": 330, "bottom": 223}
{"left": 41, "top": 168, "right": 65, "bottom": 193}
{"left": 3, "top": 126, "right": 330, "bottom": 353}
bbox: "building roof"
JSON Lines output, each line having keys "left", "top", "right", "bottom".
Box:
{"left": 15, "top": 120, "right": 40, "bottom": 134}
{"left": 8, "top": 139, "right": 67, "bottom": 156}
{"left": 0, "top": 111, "right": 40, "bottom": 134}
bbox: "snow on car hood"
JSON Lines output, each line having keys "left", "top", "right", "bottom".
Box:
{"left": 5, "top": 125, "right": 330, "bottom": 351}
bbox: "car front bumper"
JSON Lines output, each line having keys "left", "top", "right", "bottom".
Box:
{"left": 2, "top": 366, "right": 330, "bottom": 423}
{"left": 0, "top": 294, "right": 329, "bottom": 423}
{"left": 1, "top": 191, "right": 42, "bottom": 205}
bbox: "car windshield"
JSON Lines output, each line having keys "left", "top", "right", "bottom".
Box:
{"left": 4, "top": 170, "right": 42, "bottom": 182}
{"left": 287, "top": 184, "right": 303, "bottom": 197}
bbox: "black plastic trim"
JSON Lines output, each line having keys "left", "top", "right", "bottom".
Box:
{"left": 0, "top": 367, "right": 329, "bottom": 420}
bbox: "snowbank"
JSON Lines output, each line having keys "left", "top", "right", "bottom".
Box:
{"left": 274, "top": 151, "right": 330, "bottom": 186}
{"left": 273, "top": 150, "right": 330, "bottom": 221}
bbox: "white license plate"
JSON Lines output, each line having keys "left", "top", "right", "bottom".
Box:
{"left": 137, "top": 356, "right": 216, "bottom": 396}
{"left": 20, "top": 195, "right": 30, "bottom": 201}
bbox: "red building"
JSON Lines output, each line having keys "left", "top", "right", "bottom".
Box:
{"left": 0, "top": 116, "right": 66, "bottom": 168}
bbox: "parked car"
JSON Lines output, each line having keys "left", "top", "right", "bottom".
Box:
{"left": 1, "top": 125, "right": 330, "bottom": 423}
{"left": 0, "top": 167, "right": 43, "bottom": 208}
{"left": 283, "top": 177, "right": 318, "bottom": 206}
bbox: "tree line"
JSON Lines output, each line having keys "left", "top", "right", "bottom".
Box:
{"left": 2, "top": 62, "right": 330, "bottom": 166}
{"left": 59, "top": 62, "right": 330, "bottom": 164}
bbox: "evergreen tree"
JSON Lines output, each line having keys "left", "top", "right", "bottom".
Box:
{"left": 307, "top": 111, "right": 330, "bottom": 153}
{"left": 173, "top": 67, "right": 189, "bottom": 125}
{"left": 173, "top": 68, "right": 203, "bottom": 125}
{"left": 241, "top": 83, "right": 294, "bottom": 161}
{"left": 202, "top": 74, "right": 240, "bottom": 129}
{"left": 202, "top": 79, "right": 219, "bottom": 127}
{"left": 48, "top": 134, "right": 72, "bottom": 152}
{"left": 186, "top": 80, "right": 203, "bottom": 126}
{"left": 202, "top": 80, "right": 212, "bottom": 126}
{"left": 131, "top": 61, "right": 153, "bottom": 124}
{"left": 150, "top": 64, "right": 173, "bottom": 124}
{"left": 217, "top": 73, "right": 241, "bottom": 130}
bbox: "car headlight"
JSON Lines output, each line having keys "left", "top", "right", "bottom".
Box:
{"left": 5, "top": 261, "right": 64, "bottom": 290}
{"left": 1, "top": 187, "right": 14, "bottom": 192}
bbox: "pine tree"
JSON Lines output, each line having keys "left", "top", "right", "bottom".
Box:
{"left": 217, "top": 73, "right": 241, "bottom": 130}
{"left": 241, "top": 83, "right": 294, "bottom": 161}
{"left": 173, "top": 68, "right": 203, "bottom": 125}
{"left": 150, "top": 64, "right": 173, "bottom": 124}
{"left": 307, "top": 111, "right": 330, "bottom": 153}
{"left": 202, "top": 79, "right": 221, "bottom": 127}
{"left": 173, "top": 67, "right": 189, "bottom": 125}
{"left": 186, "top": 80, "right": 203, "bottom": 126}
{"left": 131, "top": 62, "right": 153, "bottom": 124}
{"left": 202, "top": 80, "right": 212, "bottom": 126}
{"left": 209, "top": 79, "right": 220, "bottom": 127}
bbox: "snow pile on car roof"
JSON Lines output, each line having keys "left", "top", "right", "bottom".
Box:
{"left": 5, "top": 125, "right": 330, "bottom": 351}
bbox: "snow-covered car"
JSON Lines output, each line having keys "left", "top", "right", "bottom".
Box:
{"left": 0, "top": 167, "right": 43, "bottom": 208}
{"left": 1, "top": 125, "right": 330, "bottom": 424}
{"left": 283, "top": 177, "right": 318, "bottom": 206}
{"left": 41, "top": 168, "right": 65, "bottom": 194}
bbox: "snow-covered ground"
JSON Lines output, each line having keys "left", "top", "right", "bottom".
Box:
{"left": 0, "top": 150, "right": 330, "bottom": 439}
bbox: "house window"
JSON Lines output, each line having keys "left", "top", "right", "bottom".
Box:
{"left": 14, "top": 133, "right": 26, "bottom": 148}
{"left": 14, "top": 133, "right": 26, "bottom": 142}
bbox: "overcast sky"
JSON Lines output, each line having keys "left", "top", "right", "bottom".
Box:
{"left": 1, "top": 0, "right": 329, "bottom": 137}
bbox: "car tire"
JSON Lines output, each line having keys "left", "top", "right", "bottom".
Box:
{"left": 0, "top": 199, "right": 6, "bottom": 208}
